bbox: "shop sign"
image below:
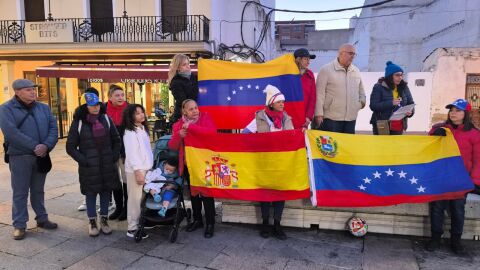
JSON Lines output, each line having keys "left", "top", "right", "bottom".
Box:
{"left": 25, "top": 21, "right": 74, "bottom": 43}
{"left": 120, "top": 79, "right": 162, "bottom": 84}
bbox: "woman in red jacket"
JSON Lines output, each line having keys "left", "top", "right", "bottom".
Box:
{"left": 427, "top": 99, "right": 480, "bottom": 255}
{"left": 168, "top": 99, "right": 217, "bottom": 238}
{"left": 294, "top": 48, "right": 316, "bottom": 129}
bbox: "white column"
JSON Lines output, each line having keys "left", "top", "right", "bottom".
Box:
{"left": 0, "top": 61, "right": 16, "bottom": 103}
{"left": 155, "top": 0, "right": 161, "bottom": 17}
{"left": 83, "top": 0, "right": 91, "bottom": 18}
{"left": 17, "top": 0, "right": 25, "bottom": 20}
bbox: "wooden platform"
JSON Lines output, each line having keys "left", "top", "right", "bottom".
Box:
{"left": 220, "top": 194, "right": 480, "bottom": 240}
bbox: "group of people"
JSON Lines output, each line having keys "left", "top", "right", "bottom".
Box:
{"left": 0, "top": 44, "right": 478, "bottom": 256}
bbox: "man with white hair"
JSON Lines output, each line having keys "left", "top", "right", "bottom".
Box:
{"left": 314, "top": 43, "right": 366, "bottom": 134}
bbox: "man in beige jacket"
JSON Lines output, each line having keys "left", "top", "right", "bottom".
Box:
{"left": 314, "top": 44, "right": 366, "bottom": 134}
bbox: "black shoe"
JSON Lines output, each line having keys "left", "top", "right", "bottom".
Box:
{"left": 451, "top": 235, "right": 466, "bottom": 255}
{"left": 108, "top": 207, "right": 123, "bottom": 220}
{"left": 117, "top": 208, "right": 127, "bottom": 221}
{"left": 204, "top": 224, "right": 214, "bottom": 238}
{"left": 37, "top": 219, "right": 58, "bottom": 230}
{"left": 260, "top": 220, "right": 270, "bottom": 238}
{"left": 272, "top": 222, "right": 287, "bottom": 240}
{"left": 426, "top": 238, "right": 441, "bottom": 252}
{"left": 186, "top": 220, "right": 204, "bottom": 232}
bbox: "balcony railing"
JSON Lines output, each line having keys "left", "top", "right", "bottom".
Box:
{"left": 0, "top": 15, "right": 210, "bottom": 44}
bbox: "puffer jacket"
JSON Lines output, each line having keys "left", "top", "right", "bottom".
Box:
{"left": 429, "top": 123, "right": 480, "bottom": 185}
{"left": 66, "top": 105, "right": 121, "bottom": 195}
{"left": 169, "top": 74, "right": 198, "bottom": 123}
{"left": 369, "top": 79, "right": 414, "bottom": 130}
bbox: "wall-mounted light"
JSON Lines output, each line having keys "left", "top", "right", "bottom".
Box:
{"left": 47, "top": 0, "right": 53, "bottom": 20}
{"left": 122, "top": 0, "right": 128, "bottom": 18}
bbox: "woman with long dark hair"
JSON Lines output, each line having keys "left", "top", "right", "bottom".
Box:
{"left": 427, "top": 99, "right": 480, "bottom": 254}
{"left": 122, "top": 104, "right": 153, "bottom": 239}
{"left": 369, "top": 61, "right": 414, "bottom": 135}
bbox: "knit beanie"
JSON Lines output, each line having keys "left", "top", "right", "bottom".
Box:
{"left": 264, "top": 85, "right": 285, "bottom": 106}
{"left": 384, "top": 61, "right": 404, "bottom": 77}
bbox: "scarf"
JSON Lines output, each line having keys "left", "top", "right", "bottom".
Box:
{"left": 15, "top": 95, "right": 35, "bottom": 110}
{"left": 264, "top": 107, "right": 284, "bottom": 129}
{"left": 106, "top": 100, "right": 127, "bottom": 126}
{"left": 86, "top": 114, "right": 107, "bottom": 151}
{"left": 178, "top": 71, "right": 191, "bottom": 79}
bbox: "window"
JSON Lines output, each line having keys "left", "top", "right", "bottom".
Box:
{"left": 89, "top": 0, "right": 114, "bottom": 36}
{"left": 161, "top": 0, "right": 187, "bottom": 34}
{"left": 24, "top": 0, "right": 45, "bottom": 22}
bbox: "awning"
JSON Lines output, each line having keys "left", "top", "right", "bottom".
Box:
{"left": 35, "top": 65, "right": 198, "bottom": 83}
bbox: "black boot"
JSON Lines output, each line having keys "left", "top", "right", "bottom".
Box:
{"left": 204, "top": 224, "right": 214, "bottom": 238}
{"left": 109, "top": 189, "right": 124, "bottom": 220}
{"left": 260, "top": 219, "right": 270, "bottom": 238}
{"left": 186, "top": 219, "right": 204, "bottom": 232}
{"left": 451, "top": 234, "right": 466, "bottom": 255}
{"left": 426, "top": 232, "right": 442, "bottom": 252}
{"left": 117, "top": 183, "right": 128, "bottom": 221}
{"left": 272, "top": 219, "right": 287, "bottom": 240}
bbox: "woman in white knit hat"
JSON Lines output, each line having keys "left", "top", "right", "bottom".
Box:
{"left": 243, "top": 85, "right": 293, "bottom": 240}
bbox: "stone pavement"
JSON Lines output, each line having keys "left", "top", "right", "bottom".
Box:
{"left": 0, "top": 140, "right": 479, "bottom": 270}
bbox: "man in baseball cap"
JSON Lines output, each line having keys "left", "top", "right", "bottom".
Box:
{"left": 293, "top": 48, "right": 316, "bottom": 59}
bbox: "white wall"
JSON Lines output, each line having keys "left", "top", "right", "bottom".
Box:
{"left": 210, "top": 0, "right": 276, "bottom": 61}
{"left": 352, "top": 72, "right": 432, "bottom": 132}
{"left": 0, "top": 0, "right": 21, "bottom": 20}
{"left": 352, "top": 0, "right": 480, "bottom": 72}
{"left": 49, "top": 0, "right": 85, "bottom": 19}
{"left": 424, "top": 50, "right": 480, "bottom": 123}
{"left": 114, "top": 0, "right": 156, "bottom": 17}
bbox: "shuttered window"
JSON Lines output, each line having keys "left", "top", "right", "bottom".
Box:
{"left": 89, "top": 0, "right": 114, "bottom": 36}
{"left": 161, "top": 0, "right": 187, "bottom": 33}
{"left": 24, "top": 0, "right": 45, "bottom": 22}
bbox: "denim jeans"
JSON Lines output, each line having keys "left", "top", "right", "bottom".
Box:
{"left": 430, "top": 198, "right": 466, "bottom": 236}
{"left": 9, "top": 155, "right": 48, "bottom": 229}
{"left": 318, "top": 119, "right": 356, "bottom": 134}
{"left": 86, "top": 190, "right": 110, "bottom": 218}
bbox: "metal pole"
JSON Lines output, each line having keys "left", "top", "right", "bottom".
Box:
{"left": 47, "top": 0, "right": 53, "bottom": 21}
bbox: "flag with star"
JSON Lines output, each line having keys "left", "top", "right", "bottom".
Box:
{"left": 305, "top": 130, "right": 474, "bottom": 207}
{"left": 197, "top": 54, "right": 305, "bottom": 129}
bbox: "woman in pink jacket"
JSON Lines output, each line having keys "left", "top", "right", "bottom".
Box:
{"left": 427, "top": 99, "right": 480, "bottom": 255}
{"left": 168, "top": 99, "right": 217, "bottom": 238}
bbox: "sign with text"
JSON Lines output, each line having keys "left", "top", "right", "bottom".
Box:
{"left": 25, "top": 21, "right": 74, "bottom": 43}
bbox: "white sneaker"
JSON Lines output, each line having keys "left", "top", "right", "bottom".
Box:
{"left": 77, "top": 203, "right": 87, "bottom": 211}
{"left": 97, "top": 202, "right": 115, "bottom": 213}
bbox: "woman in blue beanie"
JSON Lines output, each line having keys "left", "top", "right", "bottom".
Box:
{"left": 369, "top": 61, "right": 414, "bottom": 135}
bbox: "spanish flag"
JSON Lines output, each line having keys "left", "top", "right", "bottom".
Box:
{"left": 185, "top": 129, "right": 310, "bottom": 201}
{"left": 306, "top": 130, "right": 474, "bottom": 207}
{"left": 197, "top": 54, "right": 305, "bottom": 129}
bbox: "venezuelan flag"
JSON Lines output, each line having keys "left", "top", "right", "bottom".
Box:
{"left": 184, "top": 129, "right": 310, "bottom": 201}
{"left": 198, "top": 54, "right": 305, "bottom": 129}
{"left": 306, "top": 130, "right": 474, "bottom": 207}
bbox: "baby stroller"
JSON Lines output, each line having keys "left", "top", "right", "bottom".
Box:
{"left": 135, "top": 135, "right": 191, "bottom": 243}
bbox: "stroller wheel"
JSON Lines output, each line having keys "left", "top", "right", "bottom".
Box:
{"left": 169, "top": 228, "right": 178, "bottom": 243}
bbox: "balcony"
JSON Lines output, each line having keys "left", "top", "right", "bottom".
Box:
{"left": 0, "top": 15, "right": 210, "bottom": 44}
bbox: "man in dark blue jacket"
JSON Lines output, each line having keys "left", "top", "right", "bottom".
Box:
{"left": 0, "top": 79, "right": 58, "bottom": 240}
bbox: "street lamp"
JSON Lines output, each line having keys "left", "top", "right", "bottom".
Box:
{"left": 122, "top": 0, "right": 128, "bottom": 18}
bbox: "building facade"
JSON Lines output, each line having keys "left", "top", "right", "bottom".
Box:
{"left": 0, "top": 0, "right": 275, "bottom": 138}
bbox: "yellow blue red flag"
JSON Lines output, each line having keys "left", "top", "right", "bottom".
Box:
{"left": 306, "top": 130, "right": 474, "bottom": 207}
{"left": 197, "top": 54, "right": 305, "bottom": 129}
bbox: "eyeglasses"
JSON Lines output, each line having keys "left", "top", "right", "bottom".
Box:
{"left": 342, "top": 51, "right": 356, "bottom": 57}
